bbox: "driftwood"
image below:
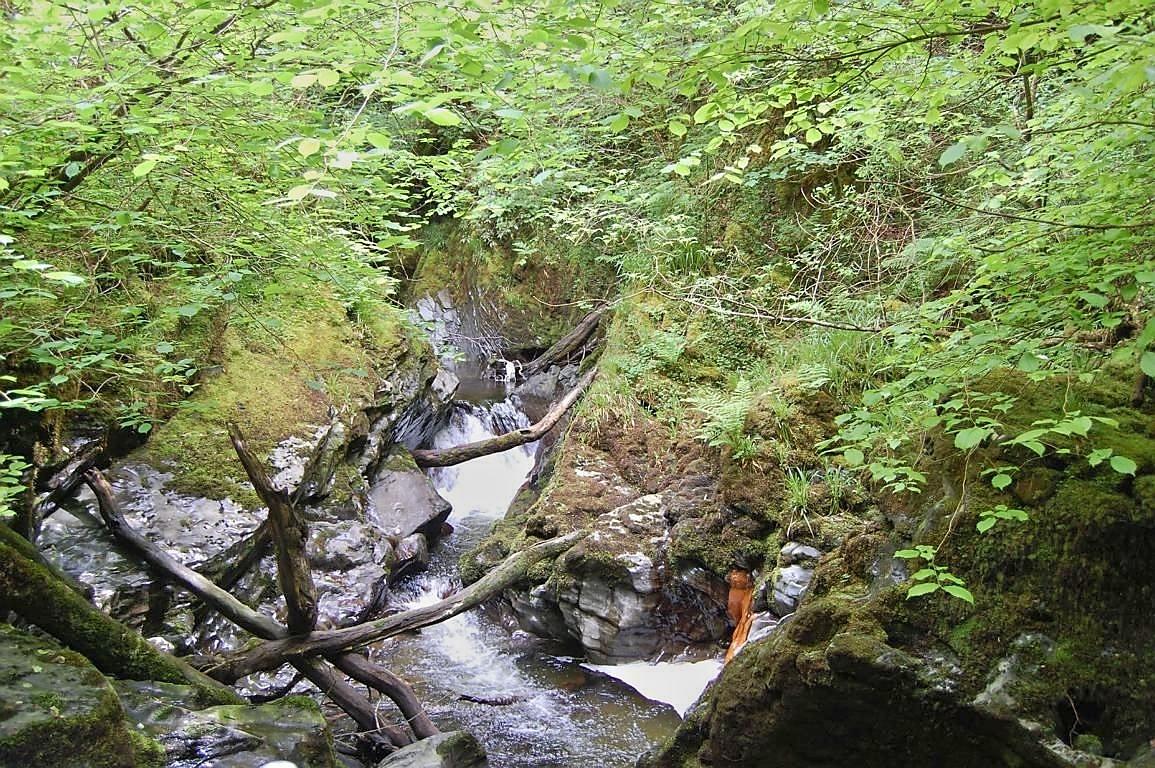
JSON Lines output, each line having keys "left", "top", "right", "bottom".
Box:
{"left": 412, "top": 368, "right": 597, "bottom": 468}
{"left": 228, "top": 423, "right": 318, "bottom": 633}
{"left": 522, "top": 306, "right": 607, "bottom": 378}
{"left": 84, "top": 467, "right": 436, "bottom": 747}
{"left": 205, "top": 531, "right": 586, "bottom": 683}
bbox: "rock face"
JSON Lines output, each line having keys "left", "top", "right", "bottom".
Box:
{"left": 642, "top": 376, "right": 1155, "bottom": 767}
{"left": 467, "top": 409, "right": 742, "bottom": 663}
{"left": 376, "top": 731, "right": 488, "bottom": 768}
{"left": 0, "top": 623, "right": 152, "bottom": 768}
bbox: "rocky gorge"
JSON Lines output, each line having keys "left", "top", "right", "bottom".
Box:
{"left": 4, "top": 218, "right": 1155, "bottom": 768}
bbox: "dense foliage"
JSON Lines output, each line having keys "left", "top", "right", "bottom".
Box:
{"left": 2, "top": 0, "right": 1153, "bottom": 586}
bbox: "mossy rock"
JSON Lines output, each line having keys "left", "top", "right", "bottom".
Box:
{"left": 140, "top": 273, "right": 431, "bottom": 505}
{"left": 0, "top": 623, "right": 159, "bottom": 768}
{"left": 116, "top": 681, "right": 337, "bottom": 768}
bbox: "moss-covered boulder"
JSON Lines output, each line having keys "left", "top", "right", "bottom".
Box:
{"left": 0, "top": 623, "right": 162, "bottom": 768}
{"left": 642, "top": 369, "right": 1155, "bottom": 767}
{"left": 116, "top": 681, "right": 337, "bottom": 768}
{"left": 376, "top": 731, "right": 488, "bottom": 768}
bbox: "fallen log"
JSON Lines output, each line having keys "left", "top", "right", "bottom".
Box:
{"left": 522, "top": 306, "right": 607, "bottom": 378}
{"left": 412, "top": 368, "right": 596, "bottom": 468}
{"left": 0, "top": 521, "right": 241, "bottom": 705}
{"left": 205, "top": 531, "right": 586, "bottom": 683}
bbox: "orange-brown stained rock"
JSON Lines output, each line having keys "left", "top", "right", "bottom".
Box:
{"left": 725, "top": 568, "right": 755, "bottom": 662}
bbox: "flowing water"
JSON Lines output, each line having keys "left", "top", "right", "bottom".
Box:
{"left": 371, "top": 389, "right": 684, "bottom": 767}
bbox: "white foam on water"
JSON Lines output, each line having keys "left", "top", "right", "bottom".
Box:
{"left": 582, "top": 660, "right": 723, "bottom": 717}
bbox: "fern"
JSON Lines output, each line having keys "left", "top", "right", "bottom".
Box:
{"left": 686, "top": 378, "right": 756, "bottom": 450}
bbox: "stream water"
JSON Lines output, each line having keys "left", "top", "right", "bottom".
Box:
{"left": 372, "top": 386, "right": 683, "bottom": 766}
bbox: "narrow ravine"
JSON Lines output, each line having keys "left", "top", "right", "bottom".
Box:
{"left": 370, "top": 380, "right": 682, "bottom": 767}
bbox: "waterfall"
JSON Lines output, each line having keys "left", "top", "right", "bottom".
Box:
{"left": 426, "top": 399, "right": 536, "bottom": 519}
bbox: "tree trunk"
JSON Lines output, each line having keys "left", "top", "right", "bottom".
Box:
{"left": 0, "top": 522, "right": 241, "bottom": 704}
{"left": 228, "top": 423, "right": 318, "bottom": 633}
{"left": 522, "top": 306, "right": 607, "bottom": 378}
{"left": 412, "top": 368, "right": 596, "bottom": 468}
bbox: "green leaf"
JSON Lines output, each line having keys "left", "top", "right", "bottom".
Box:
{"left": 423, "top": 108, "right": 462, "bottom": 126}
{"left": 692, "top": 103, "right": 718, "bottom": 124}
{"left": 843, "top": 447, "right": 865, "bottom": 466}
{"left": 1141, "top": 351, "right": 1155, "bottom": 378}
{"left": 894, "top": 549, "right": 920, "bottom": 559}
{"left": 805, "top": 127, "right": 822, "bottom": 144}
{"left": 132, "top": 159, "right": 158, "bottom": 178}
{"left": 938, "top": 141, "right": 967, "bottom": 167}
{"left": 155, "top": 342, "right": 174, "bottom": 354}
{"left": 315, "top": 68, "right": 340, "bottom": 87}
{"left": 297, "top": 138, "right": 321, "bottom": 158}
{"left": 42, "top": 271, "right": 85, "bottom": 285}
{"left": 977, "top": 517, "right": 996, "bottom": 533}
{"left": 668, "top": 120, "right": 687, "bottom": 137}
{"left": 911, "top": 568, "right": 937, "bottom": 580}
{"left": 906, "top": 582, "right": 940, "bottom": 598}
{"left": 290, "top": 73, "right": 317, "bottom": 89}
{"left": 991, "top": 473, "right": 1012, "bottom": 490}
{"left": 953, "top": 427, "right": 989, "bottom": 451}
{"left": 942, "top": 585, "right": 975, "bottom": 604}
{"left": 287, "top": 185, "right": 312, "bottom": 201}
{"left": 176, "top": 305, "right": 200, "bottom": 318}
{"left": 1077, "top": 291, "right": 1108, "bottom": 309}
{"left": 1109, "top": 455, "right": 1137, "bottom": 475}
{"left": 610, "top": 113, "right": 630, "bottom": 132}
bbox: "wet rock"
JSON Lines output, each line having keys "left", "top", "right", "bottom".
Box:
{"left": 515, "top": 363, "right": 580, "bottom": 400}
{"left": 779, "top": 542, "right": 821, "bottom": 566}
{"left": 367, "top": 448, "right": 453, "bottom": 540}
{"left": 507, "top": 583, "right": 570, "bottom": 639}
{"left": 972, "top": 634, "right": 1057, "bottom": 716}
{"left": 744, "top": 612, "right": 781, "bottom": 645}
{"left": 392, "top": 533, "right": 431, "bottom": 582}
{"left": 375, "top": 731, "right": 488, "bottom": 768}
{"left": 771, "top": 564, "right": 813, "bottom": 616}
{"left": 116, "top": 680, "right": 337, "bottom": 768}
{"left": 0, "top": 624, "right": 149, "bottom": 768}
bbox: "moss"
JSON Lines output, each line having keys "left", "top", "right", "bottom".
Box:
{"left": 0, "top": 625, "right": 139, "bottom": 768}
{"left": 127, "top": 730, "right": 166, "bottom": 768}
{"left": 141, "top": 270, "right": 424, "bottom": 505}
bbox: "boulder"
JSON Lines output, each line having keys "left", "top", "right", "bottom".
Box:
{"left": 376, "top": 731, "right": 488, "bottom": 768}
{"left": 392, "top": 533, "right": 431, "bottom": 582}
{"left": 771, "top": 564, "right": 813, "bottom": 617}
{"left": 367, "top": 448, "right": 453, "bottom": 541}
{"left": 0, "top": 623, "right": 158, "bottom": 768}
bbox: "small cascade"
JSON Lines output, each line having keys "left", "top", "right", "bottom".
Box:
{"left": 372, "top": 392, "right": 682, "bottom": 767}
{"left": 426, "top": 399, "right": 536, "bottom": 518}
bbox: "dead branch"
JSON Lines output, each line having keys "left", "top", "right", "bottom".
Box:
{"left": 228, "top": 423, "right": 317, "bottom": 633}
{"left": 204, "top": 531, "right": 586, "bottom": 683}
{"left": 522, "top": 306, "right": 608, "bottom": 378}
{"left": 84, "top": 468, "right": 435, "bottom": 746}
{"left": 412, "top": 368, "right": 596, "bottom": 468}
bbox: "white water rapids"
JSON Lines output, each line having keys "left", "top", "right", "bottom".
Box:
{"left": 369, "top": 393, "right": 703, "bottom": 766}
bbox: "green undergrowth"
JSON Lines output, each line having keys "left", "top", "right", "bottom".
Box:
{"left": 408, "top": 221, "right": 615, "bottom": 354}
